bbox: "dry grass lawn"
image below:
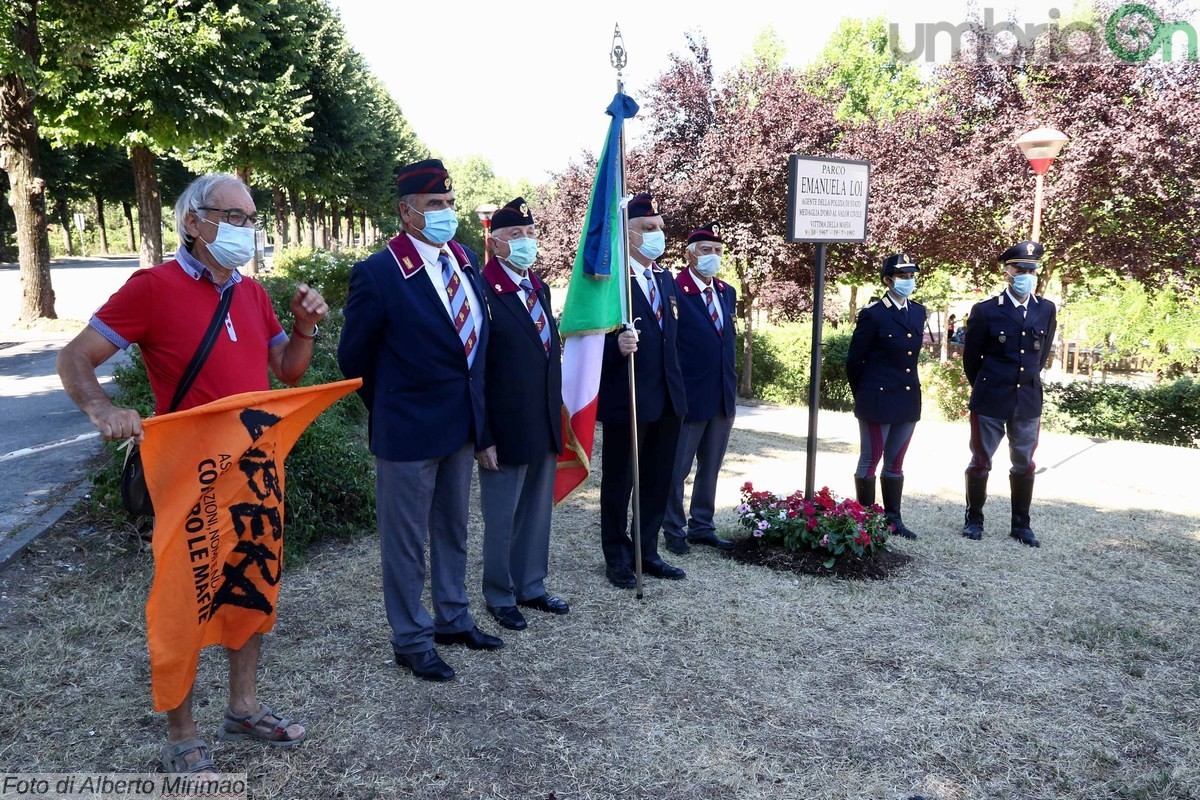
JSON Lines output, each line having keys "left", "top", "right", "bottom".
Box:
{"left": 1, "top": 418, "right": 1198, "bottom": 800}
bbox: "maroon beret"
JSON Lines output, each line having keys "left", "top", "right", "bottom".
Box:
{"left": 687, "top": 222, "right": 723, "bottom": 245}
{"left": 490, "top": 197, "right": 534, "bottom": 231}
{"left": 395, "top": 158, "right": 453, "bottom": 198}
{"left": 627, "top": 192, "right": 662, "bottom": 219}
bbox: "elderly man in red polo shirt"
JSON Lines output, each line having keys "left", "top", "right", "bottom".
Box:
{"left": 57, "top": 172, "right": 327, "bottom": 774}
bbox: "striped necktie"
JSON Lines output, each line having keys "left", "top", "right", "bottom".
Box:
{"left": 704, "top": 286, "right": 723, "bottom": 335}
{"left": 519, "top": 277, "right": 551, "bottom": 355}
{"left": 643, "top": 267, "right": 662, "bottom": 327}
{"left": 439, "top": 253, "right": 477, "bottom": 367}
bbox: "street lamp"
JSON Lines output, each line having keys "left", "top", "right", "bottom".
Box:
{"left": 1015, "top": 127, "right": 1068, "bottom": 243}
{"left": 475, "top": 203, "right": 498, "bottom": 262}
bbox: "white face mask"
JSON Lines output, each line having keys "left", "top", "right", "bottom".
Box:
{"left": 694, "top": 254, "right": 721, "bottom": 278}
{"left": 204, "top": 221, "right": 256, "bottom": 269}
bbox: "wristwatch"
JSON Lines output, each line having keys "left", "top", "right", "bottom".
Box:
{"left": 294, "top": 325, "right": 319, "bottom": 340}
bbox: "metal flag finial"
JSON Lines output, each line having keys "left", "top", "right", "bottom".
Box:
{"left": 610, "top": 24, "right": 627, "bottom": 73}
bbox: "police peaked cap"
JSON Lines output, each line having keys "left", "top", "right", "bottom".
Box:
{"left": 881, "top": 253, "right": 920, "bottom": 277}
{"left": 490, "top": 197, "right": 535, "bottom": 231}
{"left": 1000, "top": 240, "right": 1043, "bottom": 270}
{"left": 687, "top": 222, "right": 723, "bottom": 245}
{"left": 395, "top": 158, "right": 453, "bottom": 198}
{"left": 627, "top": 192, "right": 662, "bottom": 219}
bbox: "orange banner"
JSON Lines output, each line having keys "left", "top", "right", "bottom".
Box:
{"left": 140, "top": 379, "right": 361, "bottom": 711}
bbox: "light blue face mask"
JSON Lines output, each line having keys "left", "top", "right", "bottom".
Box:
{"left": 695, "top": 254, "right": 722, "bottom": 278}
{"left": 637, "top": 230, "right": 666, "bottom": 260}
{"left": 891, "top": 277, "right": 916, "bottom": 298}
{"left": 412, "top": 206, "right": 459, "bottom": 244}
{"left": 1010, "top": 273, "right": 1037, "bottom": 296}
{"left": 204, "top": 221, "right": 256, "bottom": 269}
{"left": 502, "top": 237, "right": 538, "bottom": 269}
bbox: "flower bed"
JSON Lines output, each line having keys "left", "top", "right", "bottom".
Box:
{"left": 736, "top": 482, "right": 894, "bottom": 569}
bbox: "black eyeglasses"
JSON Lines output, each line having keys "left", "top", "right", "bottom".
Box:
{"left": 198, "top": 206, "right": 265, "bottom": 230}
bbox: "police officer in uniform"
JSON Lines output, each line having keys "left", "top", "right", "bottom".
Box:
{"left": 663, "top": 222, "right": 738, "bottom": 555}
{"left": 845, "top": 253, "right": 925, "bottom": 539}
{"left": 597, "top": 192, "right": 688, "bottom": 588}
{"left": 475, "top": 198, "right": 569, "bottom": 631}
{"left": 961, "top": 241, "right": 1057, "bottom": 548}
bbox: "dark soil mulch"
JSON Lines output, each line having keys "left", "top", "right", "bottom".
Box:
{"left": 724, "top": 536, "right": 913, "bottom": 580}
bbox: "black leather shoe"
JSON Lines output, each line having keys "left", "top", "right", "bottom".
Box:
{"left": 643, "top": 559, "right": 686, "bottom": 580}
{"left": 664, "top": 536, "right": 690, "bottom": 555}
{"left": 687, "top": 533, "right": 735, "bottom": 550}
{"left": 395, "top": 649, "right": 454, "bottom": 682}
{"left": 487, "top": 605, "right": 528, "bottom": 630}
{"left": 1010, "top": 528, "right": 1040, "bottom": 548}
{"left": 606, "top": 568, "right": 637, "bottom": 589}
{"left": 518, "top": 594, "right": 570, "bottom": 615}
{"left": 434, "top": 626, "right": 504, "bottom": 650}
{"left": 962, "top": 522, "right": 984, "bottom": 540}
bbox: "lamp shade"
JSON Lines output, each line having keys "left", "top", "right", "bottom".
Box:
{"left": 474, "top": 203, "right": 498, "bottom": 223}
{"left": 1016, "top": 127, "right": 1068, "bottom": 175}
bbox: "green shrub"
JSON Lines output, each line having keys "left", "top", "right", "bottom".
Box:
{"left": 1044, "top": 378, "right": 1200, "bottom": 448}
{"left": 270, "top": 247, "right": 369, "bottom": 309}
{"left": 818, "top": 329, "right": 854, "bottom": 412}
{"left": 920, "top": 355, "right": 972, "bottom": 421}
{"left": 89, "top": 264, "right": 376, "bottom": 559}
{"left": 734, "top": 323, "right": 871, "bottom": 412}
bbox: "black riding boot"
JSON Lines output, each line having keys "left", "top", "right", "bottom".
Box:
{"left": 963, "top": 470, "right": 987, "bottom": 540}
{"left": 854, "top": 476, "right": 875, "bottom": 507}
{"left": 880, "top": 475, "right": 917, "bottom": 539}
{"left": 1009, "top": 473, "right": 1040, "bottom": 547}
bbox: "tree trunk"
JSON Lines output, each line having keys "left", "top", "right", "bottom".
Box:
{"left": 94, "top": 193, "right": 110, "bottom": 255}
{"left": 303, "top": 196, "right": 315, "bottom": 248}
{"left": 236, "top": 164, "right": 259, "bottom": 274}
{"left": 739, "top": 290, "right": 755, "bottom": 397}
{"left": 57, "top": 204, "right": 74, "bottom": 256}
{"left": 272, "top": 187, "right": 288, "bottom": 250}
{"left": 344, "top": 203, "right": 353, "bottom": 247}
{"left": 940, "top": 305, "right": 950, "bottom": 362}
{"left": 0, "top": 1, "right": 56, "bottom": 321}
{"left": 848, "top": 284, "right": 858, "bottom": 321}
{"left": 122, "top": 200, "right": 137, "bottom": 252}
{"left": 330, "top": 203, "right": 341, "bottom": 252}
{"left": 129, "top": 145, "right": 162, "bottom": 267}
{"left": 288, "top": 188, "right": 302, "bottom": 248}
{"left": 360, "top": 211, "right": 368, "bottom": 246}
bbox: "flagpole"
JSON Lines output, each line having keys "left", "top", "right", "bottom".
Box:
{"left": 611, "top": 24, "right": 644, "bottom": 599}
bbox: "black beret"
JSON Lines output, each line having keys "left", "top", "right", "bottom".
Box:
{"left": 999, "top": 240, "right": 1043, "bottom": 269}
{"left": 490, "top": 197, "right": 534, "bottom": 231}
{"left": 687, "top": 222, "right": 723, "bottom": 245}
{"left": 395, "top": 158, "right": 453, "bottom": 198}
{"left": 881, "top": 253, "right": 920, "bottom": 277}
{"left": 628, "top": 192, "right": 662, "bottom": 219}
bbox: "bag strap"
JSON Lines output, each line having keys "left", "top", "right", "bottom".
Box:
{"left": 168, "top": 282, "right": 236, "bottom": 413}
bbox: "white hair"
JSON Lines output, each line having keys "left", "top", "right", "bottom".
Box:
{"left": 174, "top": 173, "right": 249, "bottom": 247}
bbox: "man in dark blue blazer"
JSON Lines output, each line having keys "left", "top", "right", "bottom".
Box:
{"left": 845, "top": 253, "right": 927, "bottom": 539}
{"left": 663, "top": 222, "right": 738, "bottom": 555}
{"left": 597, "top": 192, "right": 688, "bottom": 588}
{"left": 961, "top": 240, "right": 1058, "bottom": 548}
{"left": 475, "top": 198, "right": 569, "bottom": 632}
{"left": 338, "top": 159, "right": 502, "bottom": 683}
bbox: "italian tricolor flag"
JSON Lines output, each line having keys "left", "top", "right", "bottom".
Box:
{"left": 553, "top": 91, "right": 638, "bottom": 505}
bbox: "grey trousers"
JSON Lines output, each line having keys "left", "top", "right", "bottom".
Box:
{"left": 478, "top": 452, "right": 556, "bottom": 608}
{"left": 967, "top": 411, "right": 1041, "bottom": 478}
{"left": 663, "top": 413, "right": 735, "bottom": 541}
{"left": 376, "top": 445, "right": 476, "bottom": 655}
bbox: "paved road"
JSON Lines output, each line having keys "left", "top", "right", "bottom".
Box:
{"left": 0, "top": 256, "right": 139, "bottom": 551}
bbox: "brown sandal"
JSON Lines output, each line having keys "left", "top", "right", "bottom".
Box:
{"left": 160, "top": 738, "right": 217, "bottom": 774}
{"left": 217, "top": 704, "right": 307, "bottom": 748}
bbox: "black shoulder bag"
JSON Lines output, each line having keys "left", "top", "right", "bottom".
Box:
{"left": 120, "top": 284, "right": 236, "bottom": 517}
